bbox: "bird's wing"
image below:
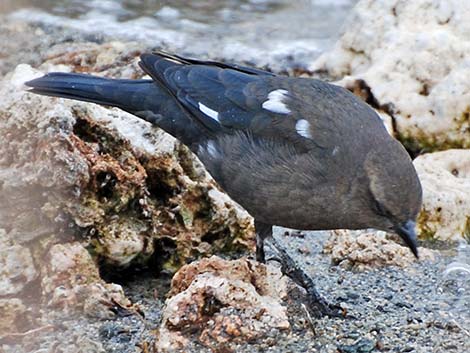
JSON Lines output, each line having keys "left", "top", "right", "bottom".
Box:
{"left": 139, "top": 52, "right": 351, "bottom": 151}
{"left": 147, "top": 50, "right": 275, "bottom": 77}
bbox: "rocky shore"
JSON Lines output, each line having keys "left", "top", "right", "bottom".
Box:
{"left": 0, "top": 1, "right": 469, "bottom": 352}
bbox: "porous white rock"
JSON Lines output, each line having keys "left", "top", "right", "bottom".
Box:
{"left": 324, "top": 230, "right": 435, "bottom": 270}
{"left": 1, "top": 60, "right": 254, "bottom": 270}
{"left": 414, "top": 149, "right": 470, "bottom": 242}
{"left": 0, "top": 244, "right": 38, "bottom": 296}
{"left": 156, "top": 256, "right": 289, "bottom": 352}
{"left": 10, "top": 63, "right": 44, "bottom": 88}
{"left": 0, "top": 298, "right": 27, "bottom": 334}
{"left": 42, "top": 242, "right": 131, "bottom": 318}
{"left": 96, "top": 217, "right": 149, "bottom": 266}
{"left": 312, "top": 0, "right": 470, "bottom": 149}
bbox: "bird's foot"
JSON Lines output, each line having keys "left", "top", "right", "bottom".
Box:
{"left": 267, "top": 235, "right": 344, "bottom": 318}
{"left": 256, "top": 243, "right": 266, "bottom": 264}
{"left": 303, "top": 283, "right": 344, "bottom": 318}
{"left": 255, "top": 224, "right": 269, "bottom": 263}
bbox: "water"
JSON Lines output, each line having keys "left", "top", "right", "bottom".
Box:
{"left": 438, "top": 241, "right": 470, "bottom": 333}
{"left": 2, "top": 0, "right": 358, "bottom": 71}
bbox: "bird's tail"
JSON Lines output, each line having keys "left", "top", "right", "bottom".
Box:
{"left": 26, "top": 73, "right": 153, "bottom": 109}
{"left": 25, "top": 73, "right": 203, "bottom": 147}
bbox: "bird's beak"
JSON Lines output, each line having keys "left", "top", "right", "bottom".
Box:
{"left": 394, "top": 220, "right": 419, "bottom": 259}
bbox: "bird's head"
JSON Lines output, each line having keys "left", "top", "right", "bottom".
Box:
{"left": 363, "top": 140, "right": 423, "bottom": 258}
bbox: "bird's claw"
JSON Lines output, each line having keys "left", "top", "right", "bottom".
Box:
{"left": 266, "top": 235, "right": 345, "bottom": 319}
{"left": 304, "top": 292, "right": 344, "bottom": 318}
{"left": 265, "top": 256, "right": 282, "bottom": 264}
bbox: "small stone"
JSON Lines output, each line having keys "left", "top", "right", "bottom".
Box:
{"left": 297, "top": 246, "right": 311, "bottom": 255}
{"left": 346, "top": 291, "right": 360, "bottom": 300}
{"left": 337, "top": 338, "right": 376, "bottom": 353}
{"left": 395, "top": 301, "right": 413, "bottom": 309}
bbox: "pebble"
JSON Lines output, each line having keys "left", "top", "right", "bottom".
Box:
{"left": 337, "top": 338, "right": 376, "bottom": 353}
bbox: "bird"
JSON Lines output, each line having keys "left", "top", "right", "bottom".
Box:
{"left": 25, "top": 51, "right": 423, "bottom": 316}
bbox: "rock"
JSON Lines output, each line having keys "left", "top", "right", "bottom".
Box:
{"left": 41, "top": 40, "right": 145, "bottom": 79}
{"left": 414, "top": 150, "right": 470, "bottom": 241}
{"left": 338, "top": 337, "right": 376, "bottom": 353}
{"left": 0, "top": 43, "right": 254, "bottom": 271}
{"left": 311, "top": 0, "right": 470, "bottom": 152}
{"left": 323, "top": 230, "right": 435, "bottom": 270}
{"left": 81, "top": 282, "right": 133, "bottom": 320}
{"left": 156, "top": 256, "right": 289, "bottom": 352}
{"left": 0, "top": 298, "right": 28, "bottom": 335}
{"left": 0, "top": 241, "right": 38, "bottom": 296}
{"left": 0, "top": 20, "right": 55, "bottom": 76}
{"left": 0, "top": 40, "right": 254, "bottom": 347}
{"left": 41, "top": 242, "right": 101, "bottom": 298}
{"left": 41, "top": 242, "right": 131, "bottom": 319}
{"left": 311, "top": 0, "right": 470, "bottom": 243}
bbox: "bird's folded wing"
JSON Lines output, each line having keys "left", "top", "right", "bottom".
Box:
{"left": 139, "top": 52, "right": 339, "bottom": 151}
{"left": 146, "top": 50, "right": 276, "bottom": 77}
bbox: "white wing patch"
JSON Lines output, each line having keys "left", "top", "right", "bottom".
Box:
{"left": 295, "top": 119, "right": 312, "bottom": 139}
{"left": 198, "top": 102, "right": 219, "bottom": 122}
{"left": 206, "top": 140, "right": 219, "bottom": 158}
{"left": 198, "top": 140, "right": 220, "bottom": 159}
{"left": 262, "top": 89, "right": 291, "bottom": 114}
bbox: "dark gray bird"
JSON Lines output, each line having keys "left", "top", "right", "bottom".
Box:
{"left": 26, "top": 51, "right": 422, "bottom": 316}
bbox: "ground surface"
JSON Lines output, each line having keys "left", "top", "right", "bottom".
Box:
{"left": 5, "top": 230, "right": 467, "bottom": 353}
{"left": 113, "top": 230, "right": 470, "bottom": 353}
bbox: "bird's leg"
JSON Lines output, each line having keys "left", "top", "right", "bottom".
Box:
{"left": 259, "top": 228, "right": 343, "bottom": 318}
{"left": 254, "top": 221, "right": 271, "bottom": 263}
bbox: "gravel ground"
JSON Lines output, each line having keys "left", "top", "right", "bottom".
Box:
{"left": 111, "top": 230, "right": 470, "bottom": 353}
{"left": 265, "top": 229, "right": 470, "bottom": 353}
{"left": 4, "top": 230, "right": 467, "bottom": 353}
